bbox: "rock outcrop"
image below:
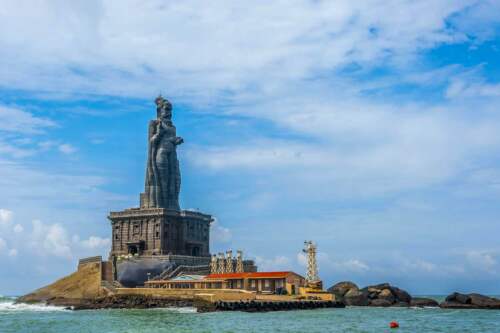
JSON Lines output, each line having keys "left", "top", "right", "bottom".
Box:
{"left": 71, "top": 294, "right": 195, "bottom": 310}
{"left": 17, "top": 262, "right": 107, "bottom": 305}
{"left": 328, "top": 281, "right": 359, "bottom": 300}
{"left": 328, "top": 281, "right": 418, "bottom": 307}
{"left": 410, "top": 297, "right": 439, "bottom": 307}
{"left": 440, "top": 292, "right": 500, "bottom": 309}
{"left": 361, "top": 283, "right": 412, "bottom": 307}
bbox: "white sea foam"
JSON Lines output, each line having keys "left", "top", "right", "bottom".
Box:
{"left": 162, "top": 307, "right": 197, "bottom": 314}
{"left": 0, "top": 300, "right": 69, "bottom": 312}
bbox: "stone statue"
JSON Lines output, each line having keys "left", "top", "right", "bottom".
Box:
{"left": 143, "top": 96, "right": 183, "bottom": 210}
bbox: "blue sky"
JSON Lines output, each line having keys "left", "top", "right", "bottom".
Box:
{"left": 1, "top": 0, "right": 500, "bottom": 295}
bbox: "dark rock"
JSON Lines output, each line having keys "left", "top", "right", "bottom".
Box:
{"left": 393, "top": 301, "right": 410, "bottom": 307}
{"left": 344, "top": 289, "right": 369, "bottom": 306}
{"left": 441, "top": 292, "right": 500, "bottom": 309}
{"left": 410, "top": 297, "right": 439, "bottom": 307}
{"left": 329, "top": 281, "right": 414, "bottom": 307}
{"left": 389, "top": 286, "right": 412, "bottom": 303}
{"left": 369, "top": 299, "right": 393, "bottom": 307}
{"left": 69, "top": 294, "right": 194, "bottom": 310}
{"left": 369, "top": 283, "right": 391, "bottom": 290}
{"left": 469, "top": 293, "right": 500, "bottom": 308}
{"left": 327, "top": 281, "right": 359, "bottom": 299}
{"left": 445, "top": 292, "right": 471, "bottom": 304}
{"left": 377, "top": 289, "right": 395, "bottom": 304}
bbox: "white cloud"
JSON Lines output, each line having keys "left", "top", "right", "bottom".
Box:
{"left": 254, "top": 255, "right": 291, "bottom": 271}
{"left": 210, "top": 218, "right": 232, "bottom": 244}
{"left": 26, "top": 220, "right": 111, "bottom": 260}
{"left": 13, "top": 224, "right": 23, "bottom": 233}
{"left": 446, "top": 68, "right": 500, "bottom": 99}
{"left": 0, "top": 209, "right": 13, "bottom": 226}
{"left": 0, "top": 105, "right": 55, "bottom": 134}
{"left": 0, "top": 0, "right": 482, "bottom": 99}
{"left": 30, "top": 220, "right": 72, "bottom": 259}
{"left": 0, "top": 237, "right": 6, "bottom": 252}
{"left": 8, "top": 249, "right": 18, "bottom": 257}
{"left": 38, "top": 140, "right": 57, "bottom": 151}
{"left": 464, "top": 251, "right": 497, "bottom": 273}
{"left": 58, "top": 144, "right": 77, "bottom": 154}
{"left": 78, "top": 236, "right": 110, "bottom": 250}
{"left": 334, "top": 259, "right": 370, "bottom": 273}
{"left": 297, "top": 251, "right": 369, "bottom": 274}
{"left": 187, "top": 98, "right": 500, "bottom": 198}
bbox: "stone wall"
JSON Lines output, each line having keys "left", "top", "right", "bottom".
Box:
{"left": 116, "top": 287, "right": 256, "bottom": 301}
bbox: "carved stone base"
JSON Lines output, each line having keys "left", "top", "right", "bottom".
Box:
{"left": 108, "top": 207, "right": 212, "bottom": 258}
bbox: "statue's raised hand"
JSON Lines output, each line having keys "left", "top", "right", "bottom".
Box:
{"left": 175, "top": 137, "right": 184, "bottom": 145}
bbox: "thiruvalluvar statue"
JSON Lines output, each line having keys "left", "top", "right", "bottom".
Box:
{"left": 143, "top": 96, "right": 183, "bottom": 210}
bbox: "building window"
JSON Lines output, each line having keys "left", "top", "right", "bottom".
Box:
{"left": 133, "top": 224, "right": 140, "bottom": 235}
{"left": 114, "top": 226, "right": 120, "bottom": 240}
{"left": 251, "top": 280, "right": 256, "bottom": 288}
{"left": 265, "top": 280, "right": 270, "bottom": 288}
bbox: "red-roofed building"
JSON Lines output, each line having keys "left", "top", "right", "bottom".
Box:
{"left": 145, "top": 271, "right": 306, "bottom": 295}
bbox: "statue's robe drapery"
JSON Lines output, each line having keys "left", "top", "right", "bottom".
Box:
{"left": 144, "top": 119, "right": 181, "bottom": 210}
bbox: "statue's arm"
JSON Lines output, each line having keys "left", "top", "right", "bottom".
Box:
{"left": 149, "top": 120, "right": 162, "bottom": 143}
{"left": 161, "top": 123, "right": 183, "bottom": 145}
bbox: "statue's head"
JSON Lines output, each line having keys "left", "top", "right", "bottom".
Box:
{"left": 155, "top": 95, "right": 172, "bottom": 120}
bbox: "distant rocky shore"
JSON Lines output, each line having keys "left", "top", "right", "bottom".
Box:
{"left": 328, "top": 281, "right": 500, "bottom": 309}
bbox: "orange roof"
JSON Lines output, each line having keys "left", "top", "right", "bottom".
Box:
{"left": 205, "top": 271, "right": 297, "bottom": 280}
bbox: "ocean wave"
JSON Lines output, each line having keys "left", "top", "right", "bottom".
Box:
{"left": 0, "top": 300, "right": 69, "bottom": 312}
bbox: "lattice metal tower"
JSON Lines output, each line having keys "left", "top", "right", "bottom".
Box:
{"left": 217, "top": 252, "right": 226, "bottom": 274}
{"left": 303, "top": 241, "right": 320, "bottom": 283}
{"left": 236, "top": 250, "right": 244, "bottom": 273}
{"left": 225, "top": 250, "right": 234, "bottom": 273}
{"left": 210, "top": 254, "right": 218, "bottom": 274}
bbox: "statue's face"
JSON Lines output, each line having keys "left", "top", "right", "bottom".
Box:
{"left": 159, "top": 107, "right": 172, "bottom": 120}
{"left": 155, "top": 97, "right": 172, "bottom": 120}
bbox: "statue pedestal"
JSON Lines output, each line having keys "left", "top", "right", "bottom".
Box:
{"left": 108, "top": 207, "right": 212, "bottom": 258}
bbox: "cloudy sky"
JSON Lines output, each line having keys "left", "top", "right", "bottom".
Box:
{"left": 1, "top": 0, "right": 500, "bottom": 295}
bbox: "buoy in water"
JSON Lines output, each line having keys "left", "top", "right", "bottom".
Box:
{"left": 390, "top": 321, "right": 399, "bottom": 329}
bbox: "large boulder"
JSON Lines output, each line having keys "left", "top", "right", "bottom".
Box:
{"left": 441, "top": 292, "right": 500, "bottom": 309}
{"left": 445, "top": 292, "right": 471, "bottom": 304}
{"left": 360, "top": 283, "right": 412, "bottom": 307}
{"left": 377, "top": 289, "right": 395, "bottom": 304}
{"left": 410, "top": 297, "right": 439, "bottom": 307}
{"left": 328, "top": 281, "right": 359, "bottom": 299}
{"left": 469, "top": 294, "right": 500, "bottom": 308}
{"left": 389, "top": 286, "right": 412, "bottom": 303}
{"left": 344, "top": 289, "right": 369, "bottom": 306}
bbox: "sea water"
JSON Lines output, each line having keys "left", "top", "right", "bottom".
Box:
{"left": 1, "top": 296, "right": 500, "bottom": 333}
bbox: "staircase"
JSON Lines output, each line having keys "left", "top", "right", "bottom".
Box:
{"left": 152, "top": 264, "right": 209, "bottom": 280}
